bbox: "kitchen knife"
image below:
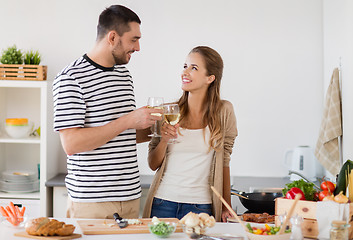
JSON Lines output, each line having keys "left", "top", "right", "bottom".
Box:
{"left": 113, "top": 212, "right": 128, "bottom": 228}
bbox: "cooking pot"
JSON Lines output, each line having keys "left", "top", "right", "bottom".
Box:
{"left": 231, "top": 189, "right": 282, "bottom": 215}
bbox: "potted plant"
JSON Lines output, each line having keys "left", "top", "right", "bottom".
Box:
{"left": 0, "top": 45, "right": 23, "bottom": 78}
{"left": 24, "top": 50, "right": 42, "bottom": 78}
{"left": 0, "top": 46, "right": 47, "bottom": 81}
{"left": 0, "top": 45, "right": 23, "bottom": 64}
{"left": 24, "top": 50, "right": 41, "bottom": 65}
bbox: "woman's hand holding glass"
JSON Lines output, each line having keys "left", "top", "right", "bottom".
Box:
{"left": 162, "top": 104, "right": 180, "bottom": 143}
{"left": 161, "top": 121, "right": 179, "bottom": 143}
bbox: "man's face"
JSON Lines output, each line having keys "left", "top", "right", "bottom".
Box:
{"left": 112, "top": 22, "right": 141, "bottom": 65}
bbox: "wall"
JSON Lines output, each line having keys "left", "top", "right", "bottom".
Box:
{"left": 0, "top": 0, "right": 323, "bottom": 177}
{"left": 323, "top": 0, "right": 353, "bottom": 166}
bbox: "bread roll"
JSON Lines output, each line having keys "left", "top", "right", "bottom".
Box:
{"left": 25, "top": 217, "right": 75, "bottom": 236}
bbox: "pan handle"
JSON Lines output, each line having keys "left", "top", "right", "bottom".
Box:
{"left": 230, "top": 188, "right": 246, "bottom": 195}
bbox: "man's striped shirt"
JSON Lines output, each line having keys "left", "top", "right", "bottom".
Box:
{"left": 53, "top": 54, "right": 141, "bottom": 202}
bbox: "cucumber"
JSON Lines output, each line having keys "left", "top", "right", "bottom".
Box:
{"left": 334, "top": 159, "right": 353, "bottom": 195}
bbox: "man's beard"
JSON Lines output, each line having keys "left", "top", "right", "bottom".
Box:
{"left": 113, "top": 52, "right": 128, "bottom": 65}
{"left": 112, "top": 40, "right": 130, "bottom": 65}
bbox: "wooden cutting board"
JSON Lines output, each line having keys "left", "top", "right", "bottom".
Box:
{"left": 14, "top": 232, "right": 82, "bottom": 239}
{"left": 76, "top": 218, "right": 182, "bottom": 235}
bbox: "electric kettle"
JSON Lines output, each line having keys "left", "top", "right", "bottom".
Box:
{"left": 284, "top": 146, "right": 323, "bottom": 181}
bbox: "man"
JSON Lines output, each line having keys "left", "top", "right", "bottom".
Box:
{"left": 53, "top": 5, "right": 162, "bottom": 219}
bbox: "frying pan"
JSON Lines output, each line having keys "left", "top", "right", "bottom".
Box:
{"left": 231, "top": 189, "right": 283, "bottom": 214}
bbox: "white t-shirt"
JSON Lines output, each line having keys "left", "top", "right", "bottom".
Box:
{"left": 155, "top": 127, "right": 215, "bottom": 204}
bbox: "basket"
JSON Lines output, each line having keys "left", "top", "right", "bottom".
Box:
{"left": 0, "top": 64, "right": 47, "bottom": 81}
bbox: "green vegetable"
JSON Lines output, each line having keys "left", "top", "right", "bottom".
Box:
{"left": 282, "top": 179, "right": 317, "bottom": 201}
{"left": 334, "top": 159, "right": 353, "bottom": 195}
{"left": 149, "top": 221, "right": 175, "bottom": 237}
{"left": 246, "top": 223, "right": 253, "bottom": 233}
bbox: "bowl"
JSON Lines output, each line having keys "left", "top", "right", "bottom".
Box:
{"left": 5, "top": 118, "right": 32, "bottom": 139}
{"left": 148, "top": 221, "right": 177, "bottom": 238}
{"left": 246, "top": 232, "right": 291, "bottom": 240}
{"left": 245, "top": 223, "right": 291, "bottom": 240}
{"left": 1, "top": 214, "right": 28, "bottom": 228}
{"left": 182, "top": 224, "right": 208, "bottom": 239}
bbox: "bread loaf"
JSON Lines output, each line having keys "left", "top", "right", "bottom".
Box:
{"left": 25, "top": 217, "right": 75, "bottom": 236}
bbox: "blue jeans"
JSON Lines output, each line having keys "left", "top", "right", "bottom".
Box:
{"left": 150, "top": 198, "right": 212, "bottom": 219}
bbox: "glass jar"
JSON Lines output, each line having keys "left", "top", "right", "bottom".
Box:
{"left": 330, "top": 220, "right": 350, "bottom": 240}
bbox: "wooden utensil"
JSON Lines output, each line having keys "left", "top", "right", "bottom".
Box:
{"left": 278, "top": 193, "right": 302, "bottom": 235}
{"left": 14, "top": 232, "right": 81, "bottom": 239}
{"left": 76, "top": 218, "right": 182, "bottom": 235}
{"left": 210, "top": 186, "right": 249, "bottom": 232}
{"left": 231, "top": 191, "right": 249, "bottom": 200}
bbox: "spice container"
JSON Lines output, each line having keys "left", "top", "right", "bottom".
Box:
{"left": 330, "top": 220, "right": 350, "bottom": 240}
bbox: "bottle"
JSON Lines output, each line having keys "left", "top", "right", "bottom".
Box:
{"left": 330, "top": 220, "right": 350, "bottom": 240}
{"left": 290, "top": 214, "right": 303, "bottom": 240}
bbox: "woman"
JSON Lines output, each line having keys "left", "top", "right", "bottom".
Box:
{"left": 143, "top": 46, "right": 238, "bottom": 222}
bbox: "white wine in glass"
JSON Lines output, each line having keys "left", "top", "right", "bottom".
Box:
{"left": 147, "top": 97, "right": 164, "bottom": 137}
{"left": 163, "top": 104, "right": 180, "bottom": 143}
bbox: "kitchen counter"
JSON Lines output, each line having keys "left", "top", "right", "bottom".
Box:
{"left": 46, "top": 174, "right": 294, "bottom": 215}
{"left": 46, "top": 174, "right": 291, "bottom": 191}
{"left": 0, "top": 218, "right": 246, "bottom": 239}
{"left": 0, "top": 218, "right": 315, "bottom": 240}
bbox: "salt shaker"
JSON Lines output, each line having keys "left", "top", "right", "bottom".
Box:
{"left": 290, "top": 214, "right": 303, "bottom": 240}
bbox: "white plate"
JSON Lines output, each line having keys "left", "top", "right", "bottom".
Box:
{"left": 0, "top": 180, "right": 39, "bottom": 192}
{"left": 2, "top": 170, "right": 38, "bottom": 182}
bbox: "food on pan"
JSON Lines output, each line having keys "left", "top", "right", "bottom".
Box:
{"left": 241, "top": 212, "right": 275, "bottom": 223}
{"left": 25, "top": 217, "right": 75, "bottom": 236}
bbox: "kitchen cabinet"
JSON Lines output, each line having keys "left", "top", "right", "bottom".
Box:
{"left": 47, "top": 174, "right": 154, "bottom": 218}
{"left": 0, "top": 80, "right": 49, "bottom": 217}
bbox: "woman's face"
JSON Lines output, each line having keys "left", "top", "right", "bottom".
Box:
{"left": 181, "top": 52, "right": 214, "bottom": 93}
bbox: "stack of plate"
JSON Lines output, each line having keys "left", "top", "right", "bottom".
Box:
{"left": 0, "top": 170, "right": 39, "bottom": 193}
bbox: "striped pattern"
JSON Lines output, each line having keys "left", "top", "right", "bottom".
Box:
{"left": 53, "top": 54, "right": 141, "bottom": 202}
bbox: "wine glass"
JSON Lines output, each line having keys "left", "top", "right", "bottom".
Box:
{"left": 163, "top": 104, "right": 180, "bottom": 143}
{"left": 147, "top": 97, "right": 164, "bottom": 137}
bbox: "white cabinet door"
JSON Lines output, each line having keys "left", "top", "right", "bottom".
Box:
{"left": 53, "top": 187, "right": 68, "bottom": 218}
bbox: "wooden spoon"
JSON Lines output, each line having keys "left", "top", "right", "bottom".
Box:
{"left": 210, "top": 186, "right": 249, "bottom": 232}
{"left": 278, "top": 193, "right": 302, "bottom": 235}
{"left": 230, "top": 191, "right": 249, "bottom": 200}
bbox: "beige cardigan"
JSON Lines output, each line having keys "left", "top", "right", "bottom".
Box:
{"left": 142, "top": 100, "right": 237, "bottom": 222}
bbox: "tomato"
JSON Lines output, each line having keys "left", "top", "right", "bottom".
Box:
{"left": 285, "top": 187, "right": 306, "bottom": 200}
{"left": 320, "top": 181, "right": 335, "bottom": 193}
{"left": 319, "top": 190, "right": 332, "bottom": 201}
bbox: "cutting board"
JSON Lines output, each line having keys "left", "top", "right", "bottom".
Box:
{"left": 77, "top": 218, "right": 182, "bottom": 235}
{"left": 14, "top": 232, "right": 82, "bottom": 239}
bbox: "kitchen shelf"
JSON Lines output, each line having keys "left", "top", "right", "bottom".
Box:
{"left": 0, "top": 79, "right": 48, "bottom": 217}
{"left": 0, "top": 136, "right": 40, "bottom": 144}
{"left": 0, "top": 191, "right": 40, "bottom": 200}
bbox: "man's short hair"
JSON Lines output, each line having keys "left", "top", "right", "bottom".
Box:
{"left": 97, "top": 5, "right": 141, "bottom": 40}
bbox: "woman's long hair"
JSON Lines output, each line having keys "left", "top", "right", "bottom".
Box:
{"left": 178, "top": 46, "right": 223, "bottom": 152}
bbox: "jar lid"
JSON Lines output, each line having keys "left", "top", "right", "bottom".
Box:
{"left": 5, "top": 118, "right": 28, "bottom": 126}
{"left": 331, "top": 220, "right": 348, "bottom": 227}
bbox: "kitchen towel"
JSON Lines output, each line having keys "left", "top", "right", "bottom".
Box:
{"left": 316, "top": 201, "right": 350, "bottom": 239}
{"left": 315, "top": 68, "right": 342, "bottom": 175}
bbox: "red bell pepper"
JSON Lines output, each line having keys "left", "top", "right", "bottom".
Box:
{"left": 285, "top": 187, "right": 306, "bottom": 200}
